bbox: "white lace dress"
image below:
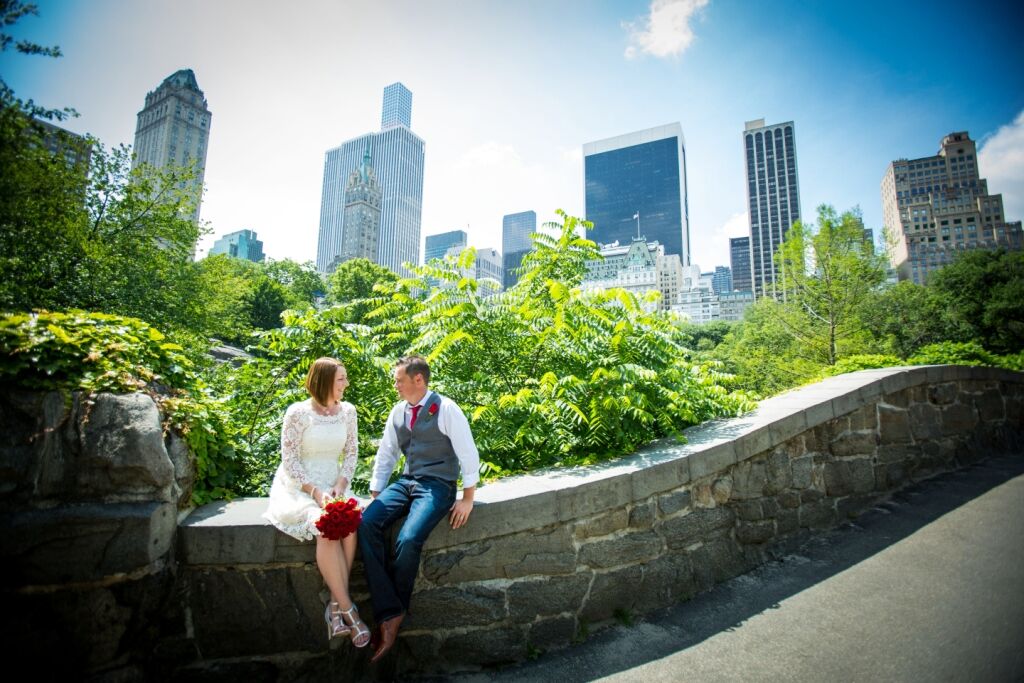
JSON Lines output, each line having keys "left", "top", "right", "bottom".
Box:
{"left": 263, "top": 399, "right": 359, "bottom": 541}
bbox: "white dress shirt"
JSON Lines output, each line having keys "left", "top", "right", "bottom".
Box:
{"left": 370, "top": 390, "right": 481, "bottom": 492}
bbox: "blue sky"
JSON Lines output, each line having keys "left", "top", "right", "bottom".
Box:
{"left": 3, "top": 0, "right": 1022, "bottom": 270}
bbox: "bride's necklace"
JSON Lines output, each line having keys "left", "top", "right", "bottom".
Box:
{"left": 311, "top": 400, "right": 340, "bottom": 416}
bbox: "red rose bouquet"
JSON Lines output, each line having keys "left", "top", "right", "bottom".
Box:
{"left": 315, "top": 497, "right": 362, "bottom": 540}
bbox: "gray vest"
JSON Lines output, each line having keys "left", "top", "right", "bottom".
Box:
{"left": 393, "top": 392, "right": 460, "bottom": 482}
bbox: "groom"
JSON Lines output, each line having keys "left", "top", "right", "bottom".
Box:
{"left": 359, "top": 355, "right": 480, "bottom": 663}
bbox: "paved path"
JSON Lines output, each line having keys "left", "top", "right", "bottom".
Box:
{"left": 422, "top": 455, "right": 1024, "bottom": 683}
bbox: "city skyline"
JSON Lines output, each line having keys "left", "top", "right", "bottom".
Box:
{"left": 3, "top": 0, "right": 1021, "bottom": 272}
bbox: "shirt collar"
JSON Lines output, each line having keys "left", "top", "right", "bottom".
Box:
{"left": 407, "top": 390, "right": 434, "bottom": 410}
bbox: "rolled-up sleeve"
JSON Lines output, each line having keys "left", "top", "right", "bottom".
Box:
{"left": 370, "top": 405, "right": 402, "bottom": 492}
{"left": 439, "top": 398, "right": 481, "bottom": 489}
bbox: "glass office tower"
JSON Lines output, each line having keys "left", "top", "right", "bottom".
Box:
{"left": 424, "top": 229, "right": 467, "bottom": 263}
{"left": 502, "top": 210, "right": 536, "bottom": 289}
{"left": 729, "top": 236, "right": 752, "bottom": 293}
{"left": 583, "top": 123, "right": 690, "bottom": 265}
{"left": 317, "top": 83, "right": 424, "bottom": 276}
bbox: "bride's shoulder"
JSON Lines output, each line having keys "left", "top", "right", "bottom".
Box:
{"left": 340, "top": 400, "right": 357, "bottom": 415}
{"left": 285, "top": 399, "right": 312, "bottom": 416}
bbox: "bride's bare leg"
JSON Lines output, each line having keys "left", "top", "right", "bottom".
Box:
{"left": 316, "top": 536, "right": 353, "bottom": 609}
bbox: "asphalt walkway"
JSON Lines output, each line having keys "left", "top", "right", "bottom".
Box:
{"left": 424, "top": 454, "right": 1024, "bottom": 683}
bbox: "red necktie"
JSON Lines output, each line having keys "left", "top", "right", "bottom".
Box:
{"left": 410, "top": 404, "right": 421, "bottom": 429}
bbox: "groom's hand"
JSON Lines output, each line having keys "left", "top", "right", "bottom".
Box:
{"left": 449, "top": 498, "right": 473, "bottom": 529}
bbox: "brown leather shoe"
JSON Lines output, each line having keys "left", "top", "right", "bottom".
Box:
{"left": 370, "top": 614, "right": 404, "bottom": 663}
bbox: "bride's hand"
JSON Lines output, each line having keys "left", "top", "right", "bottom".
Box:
{"left": 329, "top": 477, "right": 348, "bottom": 500}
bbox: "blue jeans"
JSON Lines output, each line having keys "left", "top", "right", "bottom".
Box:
{"left": 358, "top": 475, "right": 456, "bottom": 622}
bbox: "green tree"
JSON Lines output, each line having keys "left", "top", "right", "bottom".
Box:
{"left": 325, "top": 257, "right": 399, "bottom": 323}
{"left": 928, "top": 249, "right": 1024, "bottom": 354}
{"left": 774, "top": 205, "right": 887, "bottom": 366}
{"left": 864, "top": 280, "right": 968, "bottom": 358}
{"left": 263, "top": 258, "right": 323, "bottom": 309}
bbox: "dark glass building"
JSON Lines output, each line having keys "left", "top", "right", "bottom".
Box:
{"left": 743, "top": 119, "right": 801, "bottom": 298}
{"left": 502, "top": 210, "right": 536, "bottom": 289}
{"left": 424, "top": 229, "right": 467, "bottom": 264}
{"left": 730, "top": 236, "right": 752, "bottom": 293}
{"left": 583, "top": 124, "right": 690, "bottom": 265}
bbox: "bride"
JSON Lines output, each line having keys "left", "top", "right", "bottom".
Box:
{"left": 263, "top": 357, "right": 371, "bottom": 647}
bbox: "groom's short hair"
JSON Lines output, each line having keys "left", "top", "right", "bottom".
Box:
{"left": 397, "top": 355, "right": 430, "bottom": 385}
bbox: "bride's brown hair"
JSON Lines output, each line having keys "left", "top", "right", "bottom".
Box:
{"left": 305, "top": 357, "right": 346, "bottom": 406}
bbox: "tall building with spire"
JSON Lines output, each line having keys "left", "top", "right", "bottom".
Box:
{"left": 881, "top": 131, "right": 1023, "bottom": 284}
{"left": 317, "top": 83, "right": 425, "bottom": 275}
{"left": 743, "top": 119, "right": 801, "bottom": 298}
{"left": 131, "top": 69, "right": 212, "bottom": 223}
{"left": 329, "top": 146, "right": 382, "bottom": 270}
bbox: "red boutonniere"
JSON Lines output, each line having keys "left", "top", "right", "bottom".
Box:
{"left": 427, "top": 403, "right": 439, "bottom": 417}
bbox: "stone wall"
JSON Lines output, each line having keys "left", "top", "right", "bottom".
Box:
{"left": 0, "top": 390, "right": 195, "bottom": 678}
{"left": 175, "top": 365, "right": 1022, "bottom": 679}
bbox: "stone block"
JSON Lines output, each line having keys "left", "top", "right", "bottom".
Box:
{"left": 878, "top": 404, "right": 913, "bottom": 445}
{"left": 166, "top": 431, "right": 196, "bottom": 509}
{"left": 731, "top": 459, "right": 767, "bottom": 500}
{"left": 876, "top": 443, "right": 917, "bottom": 464}
{"left": 630, "top": 451, "right": 690, "bottom": 500}
{"left": 799, "top": 500, "right": 836, "bottom": 529}
{"left": 767, "top": 411, "right": 809, "bottom": 448}
{"left": 657, "top": 489, "right": 692, "bottom": 516}
{"left": 928, "top": 382, "right": 958, "bottom": 405}
{"left": 736, "top": 520, "right": 775, "bottom": 545}
{"left": 438, "top": 625, "right": 525, "bottom": 666}
{"left": 765, "top": 449, "right": 792, "bottom": 494}
{"left": 778, "top": 491, "right": 801, "bottom": 509}
{"left": 79, "top": 393, "right": 175, "bottom": 498}
{"left": 556, "top": 472, "right": 632, "bottom": 522}
{"left": 824, "top": 459, "right": 875, "bottom": 496}
{"left": 908, "top": 402, "right": 941, "bottom": 441}
{"left": 691, "top": 537, "right": 751, "bottom": 588}
{"left": 528, "top": 616, "right": 577, "bottom": 650}
{"left": 688, "top": 442, "right": 737, "bottom": 480}
{"left": 185, "top": 565, "right": 325, "bottom": 658}
{"left": 508, "top": 573, "right": 591, "bottom": 620}
{"left": 580, "top": 565, "right": 642, "bottom": 622}
{"left": 422, "top": 524, "right": 575, "bottom": 583}
{"left": 636, "top": 553, "right": 696, "bottom": 612}
{"left": 0, "top": 501, "right": 175, "bottom": 584}
{"left": 830, "top": 430, "right": 878, "bottom": 458}
{"left": 882, "top": 388, "right": 911, "bottom": 408}
{"left": 974, "top": 390, "right": 1005, "bottom": 422}
{"left": 578, "top": 530, "right": 662, "bottom": 569}
{"left": 732, "top": 499, "right": 764, "bottom": 521}
{"left": 733, "top": 425, "right": 774, "bottom": 462}
{"left": 658, "top": 507, "right": 735, "bottom": 550}
{"left": 427, "top": 486, "right": 559, "bottom": 549}
{"left": 711, "top": 476, "right": 733, "bottom": 504}
{"left": 574, "top": 508, "right": 629, "bottom": 540}
{"left": 775, "top": 509, "right": 799, "bottom": 535}
{"left": 0, "top": 390, "right": 71, "bottom": 504}
{"left": 941, "top": 403, "right": 978, "bottom": 436}
{"left": 628, "top": 501, "right": 655, "bottom": 529}
{"left": 179, "top": 498, "right": 280, "bottom": 566}
{"left": 791, "top": 455, "right": 813, "bottom": 489}
{"left": 406, "top": 584, "right": 507, "bottom": 630}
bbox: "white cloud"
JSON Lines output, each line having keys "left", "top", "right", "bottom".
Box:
{"left": 979, "top": 109, "right": 1024, "bottom": 224}
{"left": 623, "top": 0, "right": 710, "bottom": 60}
{"left": 691, "top": 210, "right": 747, "bottom": 271}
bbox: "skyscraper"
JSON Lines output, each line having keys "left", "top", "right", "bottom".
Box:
{"left": 502, "top": 210, "right": 536, "bottom": 289}
{"left": 743, "top": 119, "right": 801, "bottom": 298}
{"left": 424, "top": 229, "right": 467, "bottom": 263}
{"left": 132, "top": 69, "right": 212, "bottom": 223}
{"left": 584, "top": 123, "right": 690, "bottom": 265}
{"left": 881, "top": 131, "right": 1023, "bottom": 284}
{"left": 711, "top": 266, "right": 732, "bottom": 294}
{"left": 209, "top": 229, "right": 264, "bottom": 263}
{"left": 317, "top": 83, "right": 425, "bottom": 276}
{"left": 381, "top": 82, "right": 412, "bottom": 129}
{"left": 730, "top": 236, "right": 752, "bottom": 293}
{"left": 333, "top": 146, "right": 382, "bottom": 269}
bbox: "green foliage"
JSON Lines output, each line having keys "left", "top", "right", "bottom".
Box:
{"left": 262, "top": 259, "right": 324, "bottom": 309}
{"left": 819, "top": 354, "right": 904, "bottom": 378}
{"left": 907, "top": 341, "right": 1005, "bottom": 368}
{"left": 213, "top": 211, "right": 753, "bottom": 495}
{"left": 325, "top": 257, "right": 399, "bottom": 323}
{"left": 0, "top": 311, "right": 242, "bottom": 503}
{"left": 928, "top": 249, "right": 1024, "bottom": 355}
{"left": 862, "top": 280, "right": 969, "bottom": 359}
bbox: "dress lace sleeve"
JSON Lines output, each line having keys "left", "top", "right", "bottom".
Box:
{"left": 339, "top": 403, "right": 358, "bottom": 482}
{"left": 281, "top": 404, "right": 313, "bottom": 487}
